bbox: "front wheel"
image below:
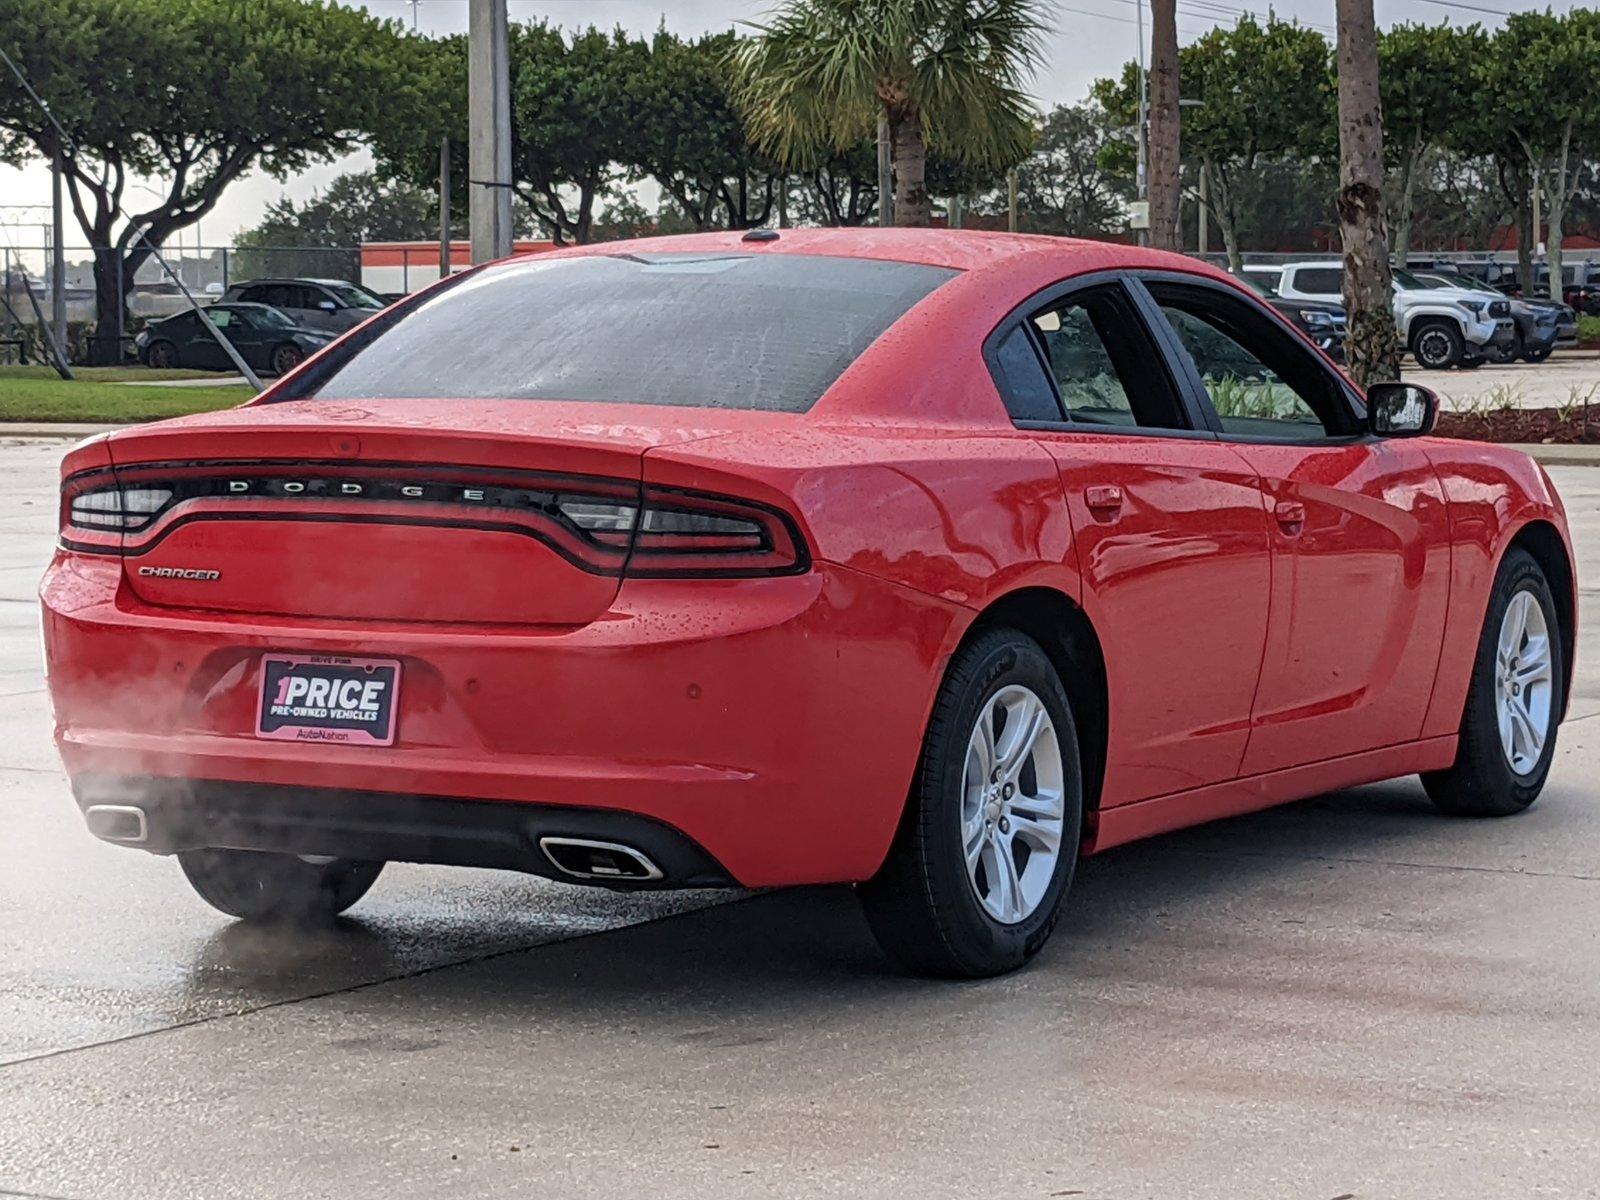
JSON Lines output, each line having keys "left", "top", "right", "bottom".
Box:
{"left": 1522, "top": 344, "right": 1554, "bottom": 363}
{"left": 1412, "top": 320, "right": 1464, "bottom": 369}
{"left": 1422, "top": 547, "right": 1564, "bottom": 816}
{"left": 178, "top": 848, "right": 383, "bottom": 922}
{"left": 859, "top": 628, "right": 1083, "bottom": 978}
{"left": 144, "top": 339, "right": 178, "bottom": 369}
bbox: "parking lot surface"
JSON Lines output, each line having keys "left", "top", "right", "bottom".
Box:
{"left": 1, "top": 435, "right": 1598, "bottom": 1199}
{"left": 1417, "top": 349, "right": 1600, "bottom": 411}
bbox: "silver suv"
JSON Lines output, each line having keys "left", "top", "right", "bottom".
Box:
{"left": 1248, "top": 262, "right": 1516, "bottom": 369}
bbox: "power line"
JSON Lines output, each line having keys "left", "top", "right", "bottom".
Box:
{"left": 1415, "top": 0, "right": 1520, "bottom": 16}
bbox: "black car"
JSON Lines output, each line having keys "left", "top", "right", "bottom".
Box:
{"left": 135, "top": 303, "right": 335, "bottom": 375}
{"left": 1233, "top": 273, "right": 1347, "bottom": 360}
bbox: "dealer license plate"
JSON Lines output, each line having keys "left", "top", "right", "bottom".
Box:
{"left": 255, "top": 654, "right": 401, "bottom": 747}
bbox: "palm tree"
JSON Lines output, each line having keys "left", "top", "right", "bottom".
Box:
{"left": 1147, "top": 0, "right": 1181, "bottom": 251}
{"left": 1334, "top": 0, "right": 1400, "bottom": 384}
{"left": 734, "top": 0, "right": 1048, "bottom": 227}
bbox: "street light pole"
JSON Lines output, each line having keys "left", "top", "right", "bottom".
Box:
{"left": 468, "top": 0, "right": 513, "bottom": 263}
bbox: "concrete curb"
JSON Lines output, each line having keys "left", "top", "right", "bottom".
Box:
{"left": 0, "top": 423, "right": 124, "bottom": 439}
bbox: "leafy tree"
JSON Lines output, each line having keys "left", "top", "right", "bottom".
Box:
{"left": 1097, "top": 15, "right": 1332, "bottom": 271}
{"left": 1484, "top": 9, "right": 1600, "bottom": 300}
{"left": 1335, "top": 0, "right": 1398, "bottom": 386}
{"left": 0, "top": 0, "right": 418, "bottom": 360}
{"left": 232, "top": 171, "right": 458, "bottom": 280}
{"left": 629, "top": 30, "right": 780, "bottom": 231}
{"left": 733, "top": 0, "right": 1046, "bottom": 226}
{"left": 1007, "top": 103, "right": 1129, "bottom": 235}
{"left": 1378, "top": 22, "right": 1486, "bottom": 262}
{"left": 509, "top": 24, "right": 649, "bottom": 244}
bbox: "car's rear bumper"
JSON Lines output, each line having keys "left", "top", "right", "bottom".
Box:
{"left": 71, "top": 776, "right": 737, "bottom": 888}
{"left": 42, "top": 552, "right": 964, "bottom": 888}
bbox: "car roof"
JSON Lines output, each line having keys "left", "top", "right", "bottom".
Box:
{"left": 231, "top": 278, "right": 344, "bottom": 287}
{"left": 508, "top": 227, "right": 1226, "bottom": 282}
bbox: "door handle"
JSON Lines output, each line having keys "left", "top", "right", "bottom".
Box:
{"left": 1085, "top": 485, "right": 1124, "bottom": 515}
{"left": 1273, "top": 500, "right": 1306, "bottom": 533}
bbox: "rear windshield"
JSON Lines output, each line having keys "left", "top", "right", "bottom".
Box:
{"left": 306, "top": 252, "right": 956, "bottom": 412}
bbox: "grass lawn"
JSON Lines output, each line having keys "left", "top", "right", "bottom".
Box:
{"left": 0, "top": 366, "right": 252, "bottom": 423}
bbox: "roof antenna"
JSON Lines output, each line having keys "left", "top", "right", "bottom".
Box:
{"left": 0, "top": 44, "right": 265, "bottom": 392}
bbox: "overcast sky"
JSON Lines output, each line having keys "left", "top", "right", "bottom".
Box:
{"left": 0, "top": 0, "right": 1572, "bottom": 249}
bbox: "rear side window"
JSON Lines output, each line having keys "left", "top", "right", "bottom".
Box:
{"left": 307, "top": 253, "right": 956, "bottom": 412}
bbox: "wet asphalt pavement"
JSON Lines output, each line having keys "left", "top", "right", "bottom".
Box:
{"left": 1, "top": 436, "right": 1598, "bottom": 1199}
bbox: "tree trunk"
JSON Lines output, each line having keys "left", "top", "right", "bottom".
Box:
{"left": 1147, "top": 0, "right": 1181, "bottom": 252}
{"left": 1334, "top": 0, "right": 1399, "bottom": 387}
{"left": 1205, "top": 159, "right": 1243, "bottom": 274}
{"left": 1390, "top": 140, "right": 1425, "bottom": 266}
{"left": 1543, "top": 123, "right": 1573, "bottom": 303}
{"left": 889, "top": 107, "right": 930, "bottom": 227}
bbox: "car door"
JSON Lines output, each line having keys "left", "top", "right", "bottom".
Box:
{"left": 1141, "top": 276, "right": 1452, "bottom": 775}
{"left": 985, "top": 275, "right": 1273, "bottom": 806}
{"left": 188, "top": 307, "right": 239, "bottom": 371}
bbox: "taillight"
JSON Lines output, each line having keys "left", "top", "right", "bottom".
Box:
{"left": 559, "top": 486, "right": 807, "bottom": 577}
{"left": 58, "top": 464, "right": 809, "bottom": 577}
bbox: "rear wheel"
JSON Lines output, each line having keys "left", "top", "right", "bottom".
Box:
{"left": 1422, "top": 547, "right": 1563, "bottom": 816}
{"left": 1412, "top": 320, "right": 1464, "bottom": 369}
{"left": 860, "top": 628, "right": 1082, "bottom": 978}
{"left": 144, "top": 339, "right": 178, "bottom": 369}
{"left": 178, "top": 848, "right": 383, "bottom": 922}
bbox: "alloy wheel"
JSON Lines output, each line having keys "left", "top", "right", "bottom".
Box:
{"left": 960, "top": 684, "right": 1066, "bottom": 925}
{"left": 1495, "top": 589, "right": 1554, "bottom": 776}
{"left": 1417, "top": 329, "right": 1451, "bottom": 367}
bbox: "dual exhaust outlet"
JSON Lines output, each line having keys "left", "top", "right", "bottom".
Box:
{"left": 83, "top": 805, "right": 664, "bottom": 884}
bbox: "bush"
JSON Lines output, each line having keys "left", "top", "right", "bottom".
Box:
{"left": 1577, "top": 314, "right": 1600, "bottom": 348}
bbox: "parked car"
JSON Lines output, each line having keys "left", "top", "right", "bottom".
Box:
{"left": 44, "top": 231, "right": 1575, "bottom": 978}
{"left": 1232, "top": 269, "right": 1345, "bottom": 360}
{"left": 218, "top": 277, "right": 389, "bottom": 332}
{"left": 1531, "top": 262, "right": 1600, "bottom": 316}
{"left": 135, "top": 303, "right": 335, "bottom": 375}
{"left": 1414, "top": 271, "right": 1571, "bottom": 362}
{"left": 1272, "top": 261, "right": 1516, "bottom": 369}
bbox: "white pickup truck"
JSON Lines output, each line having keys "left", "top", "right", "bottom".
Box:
{"left": 1240, "top": 261, "right": 1516, "bottom": 369}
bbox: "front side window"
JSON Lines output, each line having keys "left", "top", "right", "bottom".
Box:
{"left": 305, "top": 253, "right": 955, "bottom": 412}
{"left": 1149, "top": 282, "right": 1350, "bottom": 441}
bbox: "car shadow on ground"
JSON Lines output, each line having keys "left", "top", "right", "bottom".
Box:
{"left": 180, "top": 776, "right": 1497, "bottom": 1027}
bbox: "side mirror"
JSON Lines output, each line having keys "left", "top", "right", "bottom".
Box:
{"left": 1367, "top": 381, "right": 1438, "bottom": 437}
{"left": 318, "top": 299, "right": 337, "bottom": 312}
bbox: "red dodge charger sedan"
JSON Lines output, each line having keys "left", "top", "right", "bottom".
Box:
{"left": 41, "top": 230, "right": 1576, "bottom": 976}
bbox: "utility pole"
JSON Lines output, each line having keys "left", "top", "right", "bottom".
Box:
{"left": 468, "top": 0, "right": 513, "bottom": 263}
{"left": 1198, "top": 163, "right": 1210, "bottom": 255}
{"left": 50, "top": 146, "right": 66, "bottom": 356}
{"left": 1007, "top": 170, "right": 1018, "bottom": 232}
{"left": 438, "top": 137, "right": 452, "bottom": 283}
{"left": 1134, "top": 0, "right": 1148, "bottom": 247}
{"left": 876, "top": 116, "right": 893, "bottom": 227}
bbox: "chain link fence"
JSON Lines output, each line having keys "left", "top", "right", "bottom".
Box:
{"left": 0, "top": 244, "right": 364, "bottom": 364}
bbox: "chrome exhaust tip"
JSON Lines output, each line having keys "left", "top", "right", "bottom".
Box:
{"left": 538, "top": 836, "right": 664, "bottom": 882}
{"left": 83, "top": 804, "right": 149, "bottom": 844}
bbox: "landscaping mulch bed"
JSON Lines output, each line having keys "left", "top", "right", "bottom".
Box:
{"left": 1436, "top": 406, "right": 1600, "bottom": 444}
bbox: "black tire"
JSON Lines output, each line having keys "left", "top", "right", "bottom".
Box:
{"left": 1457, "top": 356, "right": 1485, "bottom": 370}
{"left": 145, "top": 339, "right": 178, "bottom": 369}
{"left": 270, "top": 343, "right": 305, "bottom": 376}
{"left": 1522, "top": 344, "right": 1554, "bottom": 363}
{"left": 859, "top": 628, "right": 1083, "bottom": 978}
{"left": 1411, "top": 320, "right": 1464, "bottom": 369}
{"left": 1491, "top": 331, "right": 1523, "bottom": 364}
{"left": 178, "top": 848, "right": 383, "bottom": 922}
{"left": 1421, "top": 547, "right": 1564, "bottom": 817}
